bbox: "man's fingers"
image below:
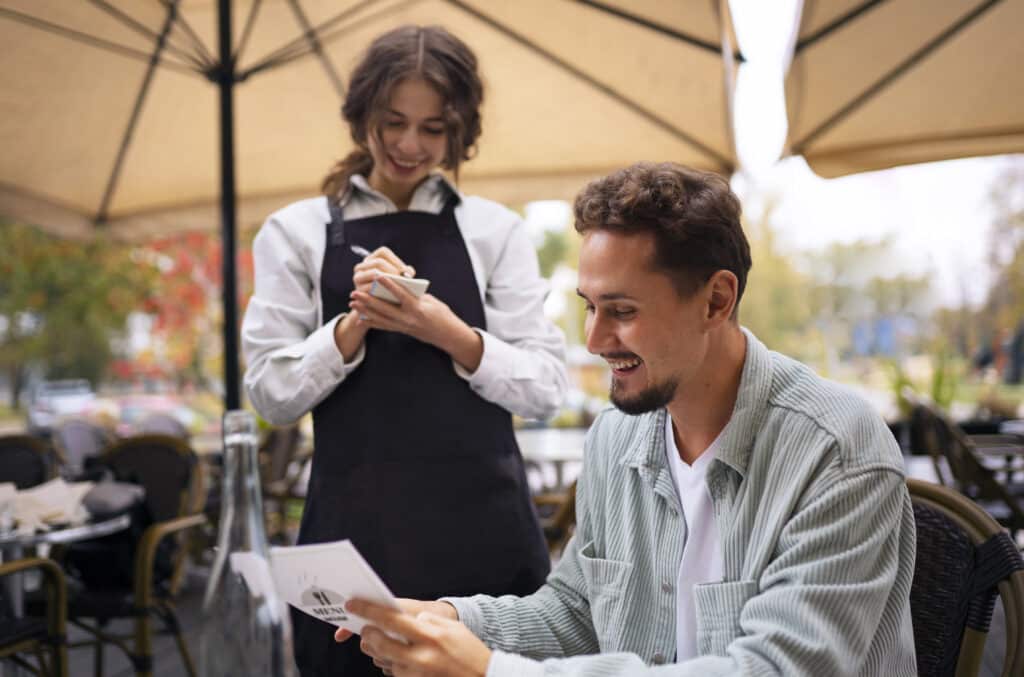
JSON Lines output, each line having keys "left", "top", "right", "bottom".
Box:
{"left": 347, "top": 600, "right": 426, "bottom": 643}
{"left": 360, "top": 626, "right": 415, "bottom": 667}
{"left": 333, "top": 628, "right": 354, "bottom": 643}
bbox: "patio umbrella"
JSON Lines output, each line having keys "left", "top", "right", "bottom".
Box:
{"left": 0, "top": 0, "right": 741, "bottom": 408}
{"left": 783, "top": 0, "right": 1024, "bottom": 178}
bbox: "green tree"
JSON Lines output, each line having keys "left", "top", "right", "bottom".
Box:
{"left": 536, "top": 229, "right": 569, "bottom": 279}
{"left": 740, "top": 201, "right": 816, "bottom": 360}
{"left": 982, "top": 161, "right": 1024, "bottom": 336}
{"left": 0, "top": 223, "right": 156, "bottom": 407}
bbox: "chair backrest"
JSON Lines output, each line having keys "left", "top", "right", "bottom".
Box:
{"left": 259, "top": 423, "right": 302, "bottom": 486}
{"left": 908, "top": 479, "right": 1024, "bottom": 677}
{"left": 136, "top": 412, "right": 189, "bottom": 439}
{"left": 65, "top": 434, "right": 203, "bottom": 591}
{"left": 51, "top": 418, "right": 112, "bottom": 477}
{"left": 908, "top": 400, "right": 1024, "bottom": 533}
{"left": 101, "top": 434, "right": 202, "bottom": 522}
{"left": 0, "top": 434, "right": 54, "bottom": 488}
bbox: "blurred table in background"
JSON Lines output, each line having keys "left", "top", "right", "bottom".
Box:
{"left": 516, "top": 428, "right": 586, "bottom": 493}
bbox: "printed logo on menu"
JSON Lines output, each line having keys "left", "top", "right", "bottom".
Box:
{"left": 300, "top": 586, "right": 348, "bottom": 622}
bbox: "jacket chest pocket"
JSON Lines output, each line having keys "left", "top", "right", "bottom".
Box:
{"left": 578, "top": 540, "right": 633, "bottom": 651}
{"left": 693, "top": 579, "right": 757, "bottom": 656}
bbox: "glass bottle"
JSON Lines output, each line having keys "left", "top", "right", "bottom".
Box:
{"left": 200, "top": 410, "right": 296, "bottom": 676}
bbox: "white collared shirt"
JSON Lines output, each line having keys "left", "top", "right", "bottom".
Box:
{"left": 241, "top": 173, "right": 569, "bottom": 424}
{"left": 664, "top": 415, "right": 725, "bottom": 663}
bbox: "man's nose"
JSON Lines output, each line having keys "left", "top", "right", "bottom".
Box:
{"left": 585, "top": 313, "right": 612, "bottom": 355}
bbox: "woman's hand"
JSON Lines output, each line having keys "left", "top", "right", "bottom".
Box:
{"left": 349, "top": 276, "right": 483, "bottom": 373}
{"left": 334, "top": 247, "right": 415, "bottom": 359}
{"left": 334, "top": 598, "right": 489, "bottom": 677}
{"left": 352, "top": 246, "right": 415, "bottom": 293}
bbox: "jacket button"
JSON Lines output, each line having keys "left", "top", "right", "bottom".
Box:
{"left": 661, "top": 580, "right": 673, "bottom": 593}
{"left": 653, "top": 652, "right": 667, "bottom": 664}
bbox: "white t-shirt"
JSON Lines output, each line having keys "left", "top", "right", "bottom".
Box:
{"left": 664, "top": 415, "right": 725, "bottom": 662}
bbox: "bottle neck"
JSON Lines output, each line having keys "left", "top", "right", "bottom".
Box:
{"left": 218, "top": 433, "right": 269, "bottom": 556}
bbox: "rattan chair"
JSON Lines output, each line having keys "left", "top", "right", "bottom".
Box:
{"left": 533, "top": 479, "right": 577, "bottom": 556}
{"left": 908, "top": 478, "right": 1024, "bottom": 677}
{"left": 0, "top": 435, "right": 54, "bottom": 488}
{"left": 258, "top": 423, "right": 307, "bottom": 543}
{"left": 58, "top": 434, "right": 206, "bottom": 677}
{"left": 906, "top": 396, "right": 1024, "bottom": 538}
{"left": 0, "top": 557, "right": 67, "bottom": 677}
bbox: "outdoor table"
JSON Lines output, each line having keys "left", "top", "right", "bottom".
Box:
{"left": 515, "top": 428, "right": 587, "bottom": 492}
{"left": 1, "top": 514, "right": 130, "bottom": 677}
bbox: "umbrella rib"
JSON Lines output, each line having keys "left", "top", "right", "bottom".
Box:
{"left": 94, "top": 1, "right": 180, "bottom": 225}
{"left": 442, "top": 0, "right": 733, "bottom": 172}
{"left": 233, "top": 0, "right": 263, "bottom": 65}
{"left": 240, "top": 0, "right": 424, "bottom": 81}
{"left": 86, "top": 0, "right": 212, "bottom": 72}
{"left": 0, "top": 6, "right": 200, "bottom": 76}
{"left": 286, "top": 0, "right": 346, "bottom": 98}
{"left": 792, "top": 0, "right": 1004, "bottom": 153}
{"left": 155, "top": 0, "right": 217, "bottom": 67}
{"left": 574, "top": 0, "right": 743, "bottom": 63}
{"left": 239, "top": 0, "right": 381, "bottom": 78}
{"left": 795, "top": 0, "right": 886, "bottom": 53}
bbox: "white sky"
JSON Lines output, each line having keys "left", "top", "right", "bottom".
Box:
{"left": 525, "top": 0, "right": 1016, "bottom": 308}
{"left": 728, "top": 0, "right": 1011, "bottom": 307}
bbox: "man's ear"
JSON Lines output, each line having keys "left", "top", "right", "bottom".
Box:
{"left": 705, "top": 270, "right": 738, "bottom": 325}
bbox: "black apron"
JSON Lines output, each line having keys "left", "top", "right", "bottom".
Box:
{"left": 292, "top": 197, "right": 550, "bottom": 676}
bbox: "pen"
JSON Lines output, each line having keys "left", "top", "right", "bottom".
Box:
{"left": 350, "top": 244, "right": 414, "bottom": 277}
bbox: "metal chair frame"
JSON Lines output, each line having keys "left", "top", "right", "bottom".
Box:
{"left": 0, "top": 557, "right": 67, "bottom": 677}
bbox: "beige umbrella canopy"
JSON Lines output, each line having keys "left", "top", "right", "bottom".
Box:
{"left": 0, "top": 0, "right": 740, "bottom": 407}
{"left": 0, "top": 0, "right": 740, "bottom": 240}
{"left": 784, "top": 0, "right": 1024, "bottom": 178}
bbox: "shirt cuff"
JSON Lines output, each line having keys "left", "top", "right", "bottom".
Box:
{"left": 315, "top": 314, "right": 366, "bottom": 382}
{"left": 486, "top": 651, "right": 543, "bottom": 677}
{"left": 451, "top": 329, "right": 504, "bottom": 384}
{"left": 437, "top": 596, "right": 483, "bottom": 635}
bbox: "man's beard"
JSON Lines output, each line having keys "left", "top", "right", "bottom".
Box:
{"left": 610, "top": 376, "right": 678, "bottom": 415}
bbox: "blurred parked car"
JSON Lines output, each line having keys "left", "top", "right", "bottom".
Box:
{"left": 25, "top": 379, "right": 95, "bottom": 435}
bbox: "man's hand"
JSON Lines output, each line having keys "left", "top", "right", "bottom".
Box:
{"left": 333, "top": 599, "right": 457, "bottom": 643}
{"left": 334, "top": 598, "right": 489, "bottom": 677}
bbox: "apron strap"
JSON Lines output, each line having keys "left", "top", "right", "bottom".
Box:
{"left": 326, "top": 201, "right": 347, "bottom": 246}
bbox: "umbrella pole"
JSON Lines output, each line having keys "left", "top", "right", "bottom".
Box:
{"left": 217, "top": 0, "right": 241, "bottom": 410}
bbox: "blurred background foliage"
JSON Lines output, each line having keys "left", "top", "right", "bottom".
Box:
{"left": 1, "top": 159, "right": 1023, "bottom": 425}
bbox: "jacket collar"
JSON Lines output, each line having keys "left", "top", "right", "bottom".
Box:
{"left": 341, "top": 172, "right": 461, "bottom": 210}
{"left": 618, "top": 328, "right": 773, "bottom": 483}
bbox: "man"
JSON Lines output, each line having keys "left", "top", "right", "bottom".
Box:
{"left": 337, "top": 162, "right": 918, "bottom": 676}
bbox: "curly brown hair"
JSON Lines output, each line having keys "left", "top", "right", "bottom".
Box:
{"left": 321, "top": 25, "right": 484, "bottom": 198}
{"left": 574, "top": 162, "right": 751, "bottom": 308}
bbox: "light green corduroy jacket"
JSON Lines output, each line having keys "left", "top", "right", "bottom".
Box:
{"left": 446, "top": 329, "right": 917, "bottom": 676}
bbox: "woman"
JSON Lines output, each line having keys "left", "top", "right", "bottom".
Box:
{"left": 241, "top": 25, "right": 568, "bottom": 676}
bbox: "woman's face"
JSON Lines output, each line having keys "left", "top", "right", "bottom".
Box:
{"left": 367, "top": 78, "right": 448, "bottom": 202}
